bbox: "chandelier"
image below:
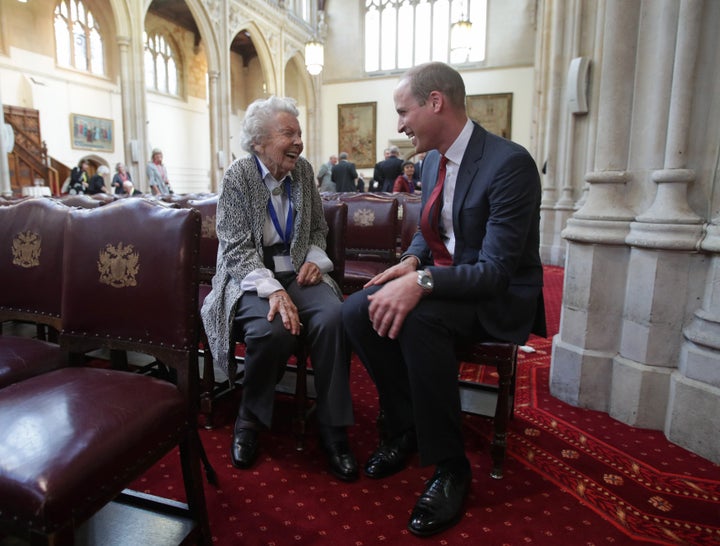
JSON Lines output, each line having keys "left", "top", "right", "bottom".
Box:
{"left": 304, "top": 39, "right": 324, "bottom": 76}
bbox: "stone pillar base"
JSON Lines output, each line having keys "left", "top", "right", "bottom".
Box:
{"left": 609, "top": 356, "right": 672, "bottom": 429}
{"left": 666, "top": 373, "right": 720, "bottom": 465}
{"left": 550, "top": 336, "right": 613, "bottom": 411}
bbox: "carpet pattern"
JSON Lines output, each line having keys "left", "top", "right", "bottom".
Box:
{"left": 134, "top": 266, "right": 720, "bottom": 545}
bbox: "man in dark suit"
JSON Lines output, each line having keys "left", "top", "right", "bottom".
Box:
{"left": 413, "top": 152, "right": 425, "bottom": 189}
{"left": 331, "top": 152, "right": 358, "bottom": 192}
{"left": 342, "top": 62, "right": 545, "bottom": 537}
{"left": 373, "top": 145, "right": 404, "bottom": 192}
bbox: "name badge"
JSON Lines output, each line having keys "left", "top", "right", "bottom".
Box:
{"left": 273, "top": 254, "right": 293, "bottom": 272}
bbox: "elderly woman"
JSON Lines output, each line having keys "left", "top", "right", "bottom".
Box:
{"left": 112, "top": 162, "right": 136, "bottom": 195}
{"left": 146, "top": 148, "right": 172, "bottom": 195}
{"left": 201, "top": 96, "right": 357, "bottom": 481}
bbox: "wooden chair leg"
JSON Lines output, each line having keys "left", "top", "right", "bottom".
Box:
{"left": 200, "top": 337, "right": 215, "bottom": 429}
{"left": 293, "top": 345, "right": 309, "bottom": 452}
{"left": 489, "top": 346, "right": 517, "bottom": 479}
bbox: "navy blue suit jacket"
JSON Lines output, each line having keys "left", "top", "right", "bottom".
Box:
{"left": 405, "top": 123, "right": 546, "bottom": 343}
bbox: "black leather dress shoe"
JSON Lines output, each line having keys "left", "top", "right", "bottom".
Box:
{"left": 231, "top": 428, "right": 259, "bottom": 469}
{"left": 407, "top": 466, "right": 471, "bottom": 537}
{"left": 364, "top": 429, "right": 417, "bottom": 479}
{"left": 325, "top": 440, "right": 359, "bottom": 482}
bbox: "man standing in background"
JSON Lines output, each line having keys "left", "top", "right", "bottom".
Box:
{"left": 373, "top": 145, "right": 404, "bottom": 192}
{"left": 316, "top": 154, "right": 338, "bottom": 192}
{"left": 331, "top": 152, "right": 359, "bottom": 192}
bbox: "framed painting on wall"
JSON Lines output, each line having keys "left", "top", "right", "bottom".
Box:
{"left": 466, "top": 93, "right": 513, "bottom": 139}
{"left": 70, "top": 114, "right": 114, "bottom": 152}
{"left": 338, "top": 102, "right": 376, "bottom": 169}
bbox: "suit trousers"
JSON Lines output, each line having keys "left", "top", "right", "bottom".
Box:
{"left": 343, "top": 285, "right": 483, "bottom": 466}
{"left": 234, "top": 279, "right": 354, "bottom": 430}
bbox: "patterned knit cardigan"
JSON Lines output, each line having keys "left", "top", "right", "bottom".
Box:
{"left": 200, "top": 155, "right": 340, "bottom": 373}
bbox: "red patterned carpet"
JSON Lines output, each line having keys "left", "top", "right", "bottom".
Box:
{"left": 135, "top": 266, "right": 720, "bottom": 545}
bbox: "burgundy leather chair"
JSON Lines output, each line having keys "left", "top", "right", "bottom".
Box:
{"left": 55, "top": 194, "right": 104, "bottom": 208}
{"left": 456, "top": 294, "right": 547, "bottom": 479}
{"left": 0, "top": 199, "right": 211, "bottom": 545}
{"left": 0, "top": 198, "right": 68, "bottom": 388}
{"left": 397, "top": 193, "right": 422, "bottom": 253}
{"left": 456, "top": 341, "right": 519, "bottom": 479}
{"left": 187, "top": 195, "right": 219, "bottom": 283}
{"left": 336, "top": 193, "right": 399, "bottom": 293}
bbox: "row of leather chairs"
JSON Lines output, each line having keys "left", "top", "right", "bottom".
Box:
{"left": 4, "top": 190, "right": 523, "bottom": 480}
{"left": 0, "top": 198, "right": 211, "bottom": 544}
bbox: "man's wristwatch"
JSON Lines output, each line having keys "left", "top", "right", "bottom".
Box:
{"left": 417, "top": 270, "right": 434, "bottom": 294}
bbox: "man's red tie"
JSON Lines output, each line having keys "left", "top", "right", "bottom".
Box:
{"left": 420, "top": 155, "right": 453, "bottom": 266}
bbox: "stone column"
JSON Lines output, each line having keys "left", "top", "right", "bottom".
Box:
{"left": 668, "top": 216, "right": 720, "bottom": 462}
{"left": 611, "top": 0, "right": 705, "bottom": 429}
{"left": 550, "top": 0, "right": 639, "bottom": 411}
{"left": 117, "top": 37, "right": 137, "bottom": 182}
{"left": 535, "top": 0, "right": 570, "bottom": 266}
{"left": 208, "top": 70, "right": 220, "bottom": 191}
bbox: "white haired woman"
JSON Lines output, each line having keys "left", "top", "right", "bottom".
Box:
{"left": 86, "top": 164, "right": 110, "bottom": 195}
{"left": 200, "top": 96, "right": 357, "bottom": 481}
{"left": 112, "top": 162, "right": 136, "bottom": 196}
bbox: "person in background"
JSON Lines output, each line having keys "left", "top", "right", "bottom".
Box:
{"left": 147, "top": 148, "right": 172, "bottom": 195}
{"left": 68, "top": 159, "right": 89, "bottom": 194}
{"left": 331, "top": 152, "right": 359, "bottom": 192}
{"left": 111, "top": 162, "right": 137, "bottom": 196}
{"left": 86, "top": 164, "right": 110, "bottom": 194}
{"left": 342, "top": 62, "right": 545, "bottom": 537}
{"left": 392, "top": 161, "right": 416, "bottom": 193}
{"left": 413, "top": 152, "right": 426, "bottom": 189}
{"left": 316, "top": 154, "right": 338, "bottom": 192}
{"left": 373, "top": 145, "right": 404, "bottom": 192}
{"left": 201, "top": 96, "right": 358, "bottom": 482}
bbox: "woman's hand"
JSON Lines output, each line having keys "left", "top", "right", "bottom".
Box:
{"left": 296, "top": 262, "right": 323, "bottom": 287}
{"left": 268, "top": 289, "right": 302, "bottom": 335}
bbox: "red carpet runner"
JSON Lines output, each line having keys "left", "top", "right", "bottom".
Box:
{"left": 135, "top": 266, "right": 720, "bottom": 545}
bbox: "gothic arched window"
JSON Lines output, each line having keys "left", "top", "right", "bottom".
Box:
{"left": 54, "top": 0, "right": 105, "bottom": 75}
{"left": 144, "top": 32, "right": 179, "bottom": 96}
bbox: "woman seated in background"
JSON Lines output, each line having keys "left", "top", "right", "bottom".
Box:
{"left": 86, "top": 165, "right": 110, "bottom": 195}
{"left": 200, "top": 96, "right": 358, "bottom": 482}
{"left": 67, "top": 159, "right": 89, "bottom": 194}
{"left": 392, "top": 161, "right": 416, "bottom": 193}
{"left": 111, "top": 162, "right": 137, "bottom": 196}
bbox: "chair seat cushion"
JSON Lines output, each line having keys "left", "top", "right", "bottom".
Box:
{"left": 0, "top": 337, "right": 64, "bottom": 389}
{"left": 344, "top": 260, "right": 390, "bottom": 284}
{"left": 0, "top": 367, "right": 185, "bottom": 531}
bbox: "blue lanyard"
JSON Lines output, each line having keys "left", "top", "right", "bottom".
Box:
{"left": 254, "top": 156, "right": 293, "bottom": 246}
{"left": 268, "top": 176, "right": 293, "bottom": 245}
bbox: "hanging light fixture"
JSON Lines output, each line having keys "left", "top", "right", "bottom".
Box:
{"left": 450, "top": 1, "right": 473, "bottom": 62}
{"left": 305, "top": 39, "right": 324, "bottom": 76}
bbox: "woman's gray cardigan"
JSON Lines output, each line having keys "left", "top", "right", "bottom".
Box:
{"left": 200, "top": 155, "right": 340, "bottom": 373}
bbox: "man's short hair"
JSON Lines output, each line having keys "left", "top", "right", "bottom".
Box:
{"left": 339, "top": 152, "right": 349, "bottom": 160}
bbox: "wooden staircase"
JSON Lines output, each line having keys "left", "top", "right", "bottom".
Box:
{"left": 4, "top": 105, "right": 69, "bottom": 196}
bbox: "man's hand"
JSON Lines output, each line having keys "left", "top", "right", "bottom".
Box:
{"left": 364, "top": 256, "right": 419, "bottom": 288}
{"left": 268, "top": 289, "right": 302, "bottom": 335}
{"left": 367, "top": 270, "right": 424, "bottom": 339}
{"left": 296, "top": 262, "right": 322, "bottom": 286}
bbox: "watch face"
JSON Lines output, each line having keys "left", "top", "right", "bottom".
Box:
{"left": 419, "top": 272, "right": 433, "bottom": 290}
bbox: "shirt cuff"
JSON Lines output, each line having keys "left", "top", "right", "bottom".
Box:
{"left": 240, "top": 268, "right": 283, "bottom": 298}
{"left": 306, "top": 245, "right": 333, "bottom": 273}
